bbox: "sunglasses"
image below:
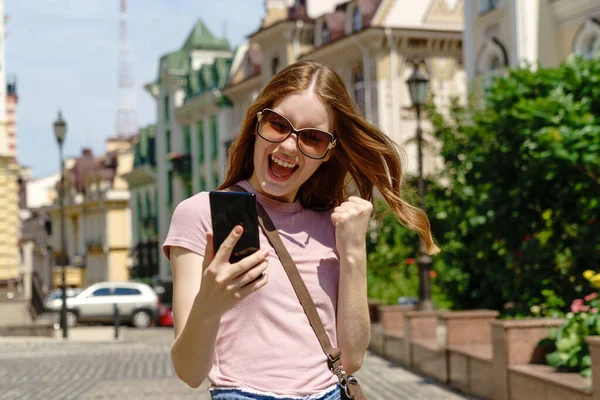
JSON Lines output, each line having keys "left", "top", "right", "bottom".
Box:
{"left": 256, "top": 108, "right": 337, "bottom": 160}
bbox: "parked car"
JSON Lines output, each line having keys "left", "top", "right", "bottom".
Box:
{"left": 157, "top": 302, "right": 173, "bottom": 327}
{"left": 45, "top": 288, "right": 82, "bottom": 311}
{"left": 63, "top": 281, "right": 159, "bottom": 329}
{"left": 153, "top": 281, "right": 173, "bottom": 327}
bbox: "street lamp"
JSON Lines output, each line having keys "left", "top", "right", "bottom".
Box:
{"left": 406, "top": 59, "right": 434, "bottom": 311}
{"left": 53, "top": 110, "right": 69, "bottom": 338}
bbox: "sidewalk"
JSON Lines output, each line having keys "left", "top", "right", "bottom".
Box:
{"left": 0, "top": 328, "right": 477, "bottom": 399}
{"left": 0, "top": 326, "right": 127, "bottom": 343}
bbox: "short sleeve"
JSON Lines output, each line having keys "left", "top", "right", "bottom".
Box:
{"left": 162, "top": 192, "right": 211, "bottom": 260}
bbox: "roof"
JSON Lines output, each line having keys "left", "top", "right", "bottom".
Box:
{"left": 159, "top": 49, "right": 189, "bottom": 77}
{"left": 68, "top": 149, "right": 119, "bottom": 194}
{"left": 324, "top": 10, "right": 346, "bottom": 42}
{"left": 182, "top": 20, "right": 230, "bottom": 52}
{"left": 157, "top": 20, "right": 231, "bottom": 81}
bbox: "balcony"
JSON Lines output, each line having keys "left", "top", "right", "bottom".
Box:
{"left": 169, "top": 153, "right": 192, "bottom": 180}
{"left": 131, "top": 241, "right": 159, "bottom": 279}
{"left": 86, "top": 239, "right": 104, "bottom": 253}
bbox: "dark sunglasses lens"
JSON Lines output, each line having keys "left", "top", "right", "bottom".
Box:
{"left": 298, "top": 130, "right": 331, "bottom": 158}
{"left": 259, "top": 111, "right": 291, "bottom": 141}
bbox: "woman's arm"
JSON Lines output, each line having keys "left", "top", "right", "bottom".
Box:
{"left": 169, "top": 229, "right": 270, "bottom": 388}
{"left": 331, "top": 197, "right": 373, "bottom": 374}
{"left": 336, "top": 249, "right": 371, "bottom": 374}
{"left": 169, "top": 247, "right": 220, "bottom": 388}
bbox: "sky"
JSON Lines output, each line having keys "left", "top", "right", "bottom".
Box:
{"left": 6, "top": 0, "right": 265, "bottom": 179}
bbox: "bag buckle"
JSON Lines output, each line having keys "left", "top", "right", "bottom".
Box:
{"left": 327, "top": 353, "right": 341, "bottom": 372}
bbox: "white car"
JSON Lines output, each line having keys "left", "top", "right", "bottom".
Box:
{"left": 45, "top": 288, "right": 82, "bottom": 311}
{"left": 63, "top": 281, "right": 159, "bottom": 329}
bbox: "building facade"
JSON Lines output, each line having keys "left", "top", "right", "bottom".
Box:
{"left": 150, "top": 0, "right": 466, "bottom": 279}
{"left": 121, "top": 125, "right": 159, "bottom": 281}
{"left": 0, "top": 0, "right": 21, "bottom": 288}
{"left": 464, "top": 0, "right": 600, "bottom": 87}
{"left": 144, "top": 21, "right": 232, "bottom": 280}
{"left": 47, "top": 138, "right": 135, "bottom": 288}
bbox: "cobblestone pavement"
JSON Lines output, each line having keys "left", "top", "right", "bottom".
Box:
{"left": 0, "top": 328, "right": 477, "bottom": 400}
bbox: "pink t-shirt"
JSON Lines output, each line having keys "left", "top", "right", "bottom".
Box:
{"left": 163, "top": 180, "right": 340, "bottom": 396}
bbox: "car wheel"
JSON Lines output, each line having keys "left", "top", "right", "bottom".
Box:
{"left": 131, "top": 310, "right": 152, "bottom": 329}
{"left": 66, "top": 311, "right": 78, "bottom": 328}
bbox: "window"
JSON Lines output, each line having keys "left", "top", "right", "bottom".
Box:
{"left": 213, "top": 169, "right": 220, "bottom": 190}
{"left": 210, "top": 115, "right": 218, "bottom": 160}
{"left": 90, "top": 288, "right": 111, "bottom": 297}
{"left": 145, "top": 192, "right": 153, "bottom": 236}
{"left": 167, "top": 170, "right": 173, "bottom": 208}
{"left": 197, "top": 121, "right": 205, "bottom": 163}
{"left": 484, "top": 54, "right": 502, "bottom": 88}
{"left": 136, "top": 193, "right": 143, "bottom": 241}
{"left": 271, "top": 56, "right": 280, "bottom": 76}
{"left": 572, "top": 19, "right": 600, "bottom": 60}
{"left": 322, "top": 22, "right": 330, "bottom": 45}
{"left": 583, "top": 34, "right": 600, "bottom": 59}
{"left": 148, "top": 137, "right": 156, "bottom": 166}
{"left": 352, "top": 65, "right": 365, "bottom": 113}
{"left": 166, "top": 130, "right": 172, "bottom": 154}
{"left": 164, "top": 95, "right": 170, "bottom": 121}
{"left": 183, "top": 126, "right": 191, "bottom": 154}
{"left": 489, "top": 55, "right": 501, "bottom": 71}
{"left": 184, "top": 181, "right": 193, "bottom": 199}
{"left": 224, "top": 140, "right": 233, "bottom": 158}
{"left": 353, "top": 6, "right": 362, "bottom": 32}
{"left": 114, "top": 287, "right": 141, "bottom": 296}
{"left": 479, "top": 0, "right": 498, "bottom": 14}
{"left": 477, "top": 38, "right": 507, "bottom": 89}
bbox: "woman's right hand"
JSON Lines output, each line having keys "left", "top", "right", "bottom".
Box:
{"left": 196, "top": 225, "right": 269, "bottom": 319}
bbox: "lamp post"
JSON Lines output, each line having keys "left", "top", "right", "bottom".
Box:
{"left": 53, "top": 110, "right": 69, "bottom": 338}
{"left": 406, "top": 59, "right": 434, "bottom": 311}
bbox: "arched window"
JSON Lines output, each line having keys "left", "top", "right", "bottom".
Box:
{"left": 353, "top": 6, "right": 362, "bottom": 32}
{"left": 271, "top": 56, "right": 280, "bottom": 76}
{"left": 582, "top": 34, "right": 600, "bottom": 59}
{"left": 573, "top": 18, "right": 600, "bottom": 60}
{"left": 489, "top": 55, "right": 501, "bottom": 71}
{"left": 351, "top": 65, "right": 365, "bottom": 113}
{"left": 322, "top": 22, "right": 330, "bottom": 45}
{"left": 476, "top": 38, "right": 508, "bottom": 88}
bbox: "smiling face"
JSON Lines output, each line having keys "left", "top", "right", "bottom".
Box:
{"left": 248, "top": 90, "right": 334, "bottom": 203}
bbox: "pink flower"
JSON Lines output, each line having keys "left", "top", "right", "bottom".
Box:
{"left": 585, "top": 293, "right": 598, "bottom": 301}
{"left": 592, "top": 308, "right": 598, "bottom": 314}
{"left": 571, "top": 299, "right": 585, "bottom": 313}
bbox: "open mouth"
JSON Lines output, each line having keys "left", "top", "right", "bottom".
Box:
{"left": 268, "top": 154, "right": 299, "bottom": 179}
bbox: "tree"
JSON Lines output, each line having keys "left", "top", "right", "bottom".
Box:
{"left": 425, "top": 56, "right": 600, "bottom": 315}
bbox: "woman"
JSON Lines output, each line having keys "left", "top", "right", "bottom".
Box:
{"left": 163, "top": 60, "right": 439, "bottom": 400}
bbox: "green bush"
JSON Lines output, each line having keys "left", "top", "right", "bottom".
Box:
{"left": 425, "top": 56, "right": 600, "bottom": 315}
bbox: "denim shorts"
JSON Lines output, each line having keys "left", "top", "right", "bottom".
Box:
{"left": 209, "top": 384, "right": 341, "bottom": 400}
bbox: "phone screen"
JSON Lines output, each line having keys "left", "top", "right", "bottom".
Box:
{"left": 209, "top": 191, "right": 260, "bottom": 263}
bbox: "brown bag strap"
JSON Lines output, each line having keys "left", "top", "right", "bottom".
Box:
{"left": 227, "top": 185, "right": 342, "bottom": 372}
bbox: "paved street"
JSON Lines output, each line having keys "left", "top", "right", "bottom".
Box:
{"left": 0, "top": 328, "right": 476, "bottom": 399}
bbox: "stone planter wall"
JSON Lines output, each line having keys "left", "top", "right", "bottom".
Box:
{"left": 371, "top": 312, "right": 600, "bottom": 400}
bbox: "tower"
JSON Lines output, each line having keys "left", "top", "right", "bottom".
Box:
{"left": 116, "top": 0, "right": 137, "bottom": 137}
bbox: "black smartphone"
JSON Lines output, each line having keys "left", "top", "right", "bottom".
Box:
{"left": 209, "top": 191, "right": 260, "bottom": 263}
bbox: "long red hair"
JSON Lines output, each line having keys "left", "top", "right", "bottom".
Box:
{"left": 219, "top": 60, "right": 439, "bottom": 255}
